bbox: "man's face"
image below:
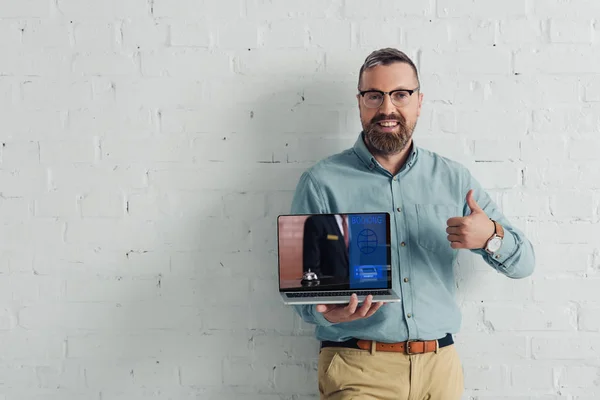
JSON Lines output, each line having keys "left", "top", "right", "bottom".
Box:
{"left": 357, "top": 62, "right": 423, "bottom": 155}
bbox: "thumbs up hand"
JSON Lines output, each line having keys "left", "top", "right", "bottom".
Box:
{"left": 446, "top": 189, "right": 496, "bottom": 250}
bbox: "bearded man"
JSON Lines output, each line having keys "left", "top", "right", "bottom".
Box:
{"left": 289, "top": 48, "right": 535, "bottom": 400}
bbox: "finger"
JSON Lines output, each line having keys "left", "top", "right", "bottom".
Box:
{"left": 316, "top": 304, "right": 333, "bottom": 313}
{"left": 447, "top": 217, "right": 466, "bottom": 227}
{"left": 447, "top": 234, "right": 462, "bottom": 242}
{"left": 364, "top": 301, "right": 384, "bottom": 318}
{"left": 450, "top": 241, "right": 466, "bottom": 249}
{"left": 445, "top": 226, "right": 460, "bottom": 234}
{"left": 355, "top": 295, "right": 373, "bottom": 318}
{"left": 344, "top": 293, "right": 359, "bottom": 315}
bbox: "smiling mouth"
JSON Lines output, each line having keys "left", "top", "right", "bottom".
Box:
{"left": 377, "top": 121, "right": 399, "bottom": 127}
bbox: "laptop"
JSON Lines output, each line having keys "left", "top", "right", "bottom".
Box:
{"left": 277, "top": 212, "right": 402, "bottom": 305}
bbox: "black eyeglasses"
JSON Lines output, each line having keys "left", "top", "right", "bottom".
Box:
{"left": 358, "top": 87, "right": 419, "bottom": 108}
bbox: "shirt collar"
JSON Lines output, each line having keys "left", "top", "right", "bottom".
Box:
{"left": 352, "top": 131, "right": 419, "bottom": 172}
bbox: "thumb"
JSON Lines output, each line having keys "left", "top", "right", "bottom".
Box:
{"left": 316, "top": 304, "right": 333, "bottom": 313}
{"left": 466, "top": 189, "right": 482, "bottom": 214}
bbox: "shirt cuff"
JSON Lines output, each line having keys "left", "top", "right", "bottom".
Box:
{"left": 491, "top": 228, "right": 517, "bottom": 264}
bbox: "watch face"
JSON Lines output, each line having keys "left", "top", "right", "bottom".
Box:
{"left": 488, "top": 237, "right": 502, "bottom": 252}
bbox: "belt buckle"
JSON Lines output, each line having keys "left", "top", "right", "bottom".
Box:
{"left": 405, "top": 340, "right": 418, "bottom": 355}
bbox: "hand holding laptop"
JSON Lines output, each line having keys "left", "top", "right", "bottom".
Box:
{"left": 316, "top": 294, "right": 385, "bottom": 323}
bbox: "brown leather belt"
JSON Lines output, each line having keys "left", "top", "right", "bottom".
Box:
{"left": 321, "top": 334, "right": 453, "bottom": 355}
{"left": 356, "top": 339, "right": 438, "bottom": 354}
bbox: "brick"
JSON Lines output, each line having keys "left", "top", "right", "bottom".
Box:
{"left": 222, "top": 358, "right": 272, "bottom": 388}
{"left": 216, "top": 21, "right": 258, "bottom": 49}
{"left": 468, "top": 162, "right": 522, "bottom": 190}
{"left": 39, "top": 139, "right": 96, "bottom": 164}
{"left": 238, "top": 50, "right": 325, "bottom": 76}
{"left": 0, "top": 0, "right": 50, "bottom": 17}
{"left": 67, "top": 108, "right": 152, "bottom": 135}
{"left": 460, "top": 270, "right": 532, "bottom": 302}
{"left": 535, "top": 0, "right": 600, "bottom": 18}
{"left": 454, "top": 334, "right": 528, "bottom": 361}
{"left": 532, "top": 337, "right": 600, "bottom": 360}
{"left": 170, "top": 23, "right": 211, "bottom": 47}
{"left": 48, "top": 164, "right": 147, "bottom": 192}
{"left": 0, "top": 222, "right": 64, "bottom": 252}
{"left": 247, "top": 0, "right": 337, "bottom": 19}
{"left": 73, "top": 22, "right": 118, "bottom": 51}
{"left": 456, "top": 109, "right": 529, "bottom": 137}
{"left": 356, "top": 21, "right": 402, "bottom": 49}
{"left": 516, "top": 47, "right": 600, "bottom": 74}
{"left": 484, "top": 304, "right": 577, "bottom": 331}
{"left": 579, "top": 306, "right": 600, "bottom": 331}
{"left": 473, "top": 140, "right": 520, "bottom": 161}
{"left": 131, "top": 361, "right": 179, "bottom": 388}
{"left": 530, "top": 220, "right": 598, "bottom": 245}
{"left": 557, "top": 366, "right": 600, "bottom": 388}
{"left": 273, "top": 363, "right": 316, "bottom": 395}
{"left": 511, "top": 364, "right": 554, "bottom": 390}
{"left": 85, "top": 363, "right": 135, "bottom": 390}
{"left": 262, "top": 21, "right": 307, "bottom": 48}
{"left": 422, "top": 48, "right": 511, "bottom": 75}
{"left": 520, "top": 136, "right": 568, "bottom": 162}
{"left": 463, "top": 364, "right": 507, "bottom": 391}
{"left": 102, "top": 136, "right": 194, "bottom": 163}
{"left": 437, "top": 0, "right": 527, "bottom": 18}
{"left": 308, "top": 20, "right": 352, "bottom": 50}
{"left": 550, "top": 19, "right": 594, "bottom": 43}
{"left": 34, "top": 192, "right": 79, "bottom": 218}
{"left": 114, "top": 78, "right": 204, "bottom": 108}
{"left": 498, "top": 18, "right": 544, "bottom": 44}
{"left": 344, "top": 0, "right": 433, "bottom": 18}
{"left": 583, "top": 76, "right": 600, "bottom": 102}
{"left": 0, "top": 307, "right": 17, "bottom": 330}
{"left": 153, "top": 0, "right": 243, "bottom": 19}
{"left": 534, "top": 277, "right": 600, "bottom": 302}
{"left": 0, "top": 50, "right": 71, "bottom": 77}
{"left": 57, "top": 0, "right": 149, "bottom": 18}
{"left": 142, "top": 49, "right": 231, "bottom": 78}
{"left": 22, "top": 21, "right": 70, "bottom": 48}
{"left": 550, "top": 191, "right": 595, "bottom": 219}
{"left": 21, "top": 80, "right": 93, "bottom": 110}
{"left": 0, "top": 141, "right": 39, "bottom": 168}
{"left": 570, "top": 136, "right": 600, "bottom": 160}
{"left": 0, "top": 331, "right": 65, "bottom": 361}
{"left": 179, "top": 358, "right": 223, "bottom": 387}
{"left": 79, "top": 191, "right": 125, "bottom": 218}
{"left": 0, "top": 197, "right": 30, "bottom": 224}
{"left": 534, "top": 244, "right": 592, "bottom": 273}
{"left": 484, "top": 76, "right": 580, "bottom": 106}
{"left": 73, "top": 53, "right": 139, "bottom": 76}
{"left": 121, "top": 19, "right": 168, "bottom": 50}
{"left": 65, "top": 220, "right": 159, "bottom": 249}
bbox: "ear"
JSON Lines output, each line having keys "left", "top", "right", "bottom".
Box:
{"left": 416, "top": 92, "right": 424, "bottom": 117}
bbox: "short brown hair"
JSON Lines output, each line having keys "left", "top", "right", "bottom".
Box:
{"left": 358, "top": 48, "right": 420, "bottom": 89}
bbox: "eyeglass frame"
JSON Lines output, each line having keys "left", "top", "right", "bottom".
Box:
{"left": 358, "top": 87, "right": 420, "bottom": 108}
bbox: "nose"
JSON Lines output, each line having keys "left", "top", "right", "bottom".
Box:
{"left": 379, "top": 93, "right": 396, "bottom": 115}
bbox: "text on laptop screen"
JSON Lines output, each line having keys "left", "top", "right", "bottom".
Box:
{"left": 277, "top": 213, "right": 391, "bottom": 291}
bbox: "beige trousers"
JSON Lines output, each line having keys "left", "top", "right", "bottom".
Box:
{"left": 318, "top": 344, "right": 464, "bottom": 400}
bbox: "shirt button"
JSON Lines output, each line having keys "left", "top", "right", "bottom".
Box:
{"left": 393, "top": 177, "right": 397, "bottom": 181}
{"left": 401, "top": 242, "right": 406, "bottom": 247}
{"left": 404, "top": 278, "right": 409, "bottom": 283}
{"left": 407, "top": 313, "right": 412, "bottom": 318}
{"left": 396, "top": 207, "right": 402, "bottom": 212}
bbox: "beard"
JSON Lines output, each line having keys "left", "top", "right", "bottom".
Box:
{"left": 362, "top": 113, "right": 415, "bottom": 156}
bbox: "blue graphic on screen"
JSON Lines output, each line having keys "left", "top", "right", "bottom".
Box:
{"left": 348, "top": 213, "right": 388, "bottom": 289}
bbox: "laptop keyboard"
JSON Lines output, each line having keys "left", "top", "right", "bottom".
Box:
{"left": 287, "top": 290, "right": 391, "bottom": 298}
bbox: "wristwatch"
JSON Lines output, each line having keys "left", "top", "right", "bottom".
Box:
{"left": 484, "top": 219, "right": 504, "bottom": 254}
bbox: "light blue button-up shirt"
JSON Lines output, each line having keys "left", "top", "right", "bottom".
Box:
{"left": 289, "top": 132, "right": 535, "bottom": 343}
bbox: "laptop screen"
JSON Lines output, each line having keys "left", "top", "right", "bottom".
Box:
{"left": 277, "top": 212, "right": 392, "bottom": 292}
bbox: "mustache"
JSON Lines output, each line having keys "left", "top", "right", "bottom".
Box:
{"left": 370, "top": 113, "right": 406, "bottom": 125}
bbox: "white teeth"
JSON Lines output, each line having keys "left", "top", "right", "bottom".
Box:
{"left": 379, "top": 122, "right": 398, "bottom": 127}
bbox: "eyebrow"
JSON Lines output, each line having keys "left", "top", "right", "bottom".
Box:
{"left": 361, "top": 86, "right": 412, "bottom": 92}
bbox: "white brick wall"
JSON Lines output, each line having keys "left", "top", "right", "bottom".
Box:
{"left": 0, "top": 0, "right": 598, "bottom": 399}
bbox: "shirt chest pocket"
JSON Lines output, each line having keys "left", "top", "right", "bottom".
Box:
{"left": 415, "top": 204, "right": 461, "bottom": 252}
